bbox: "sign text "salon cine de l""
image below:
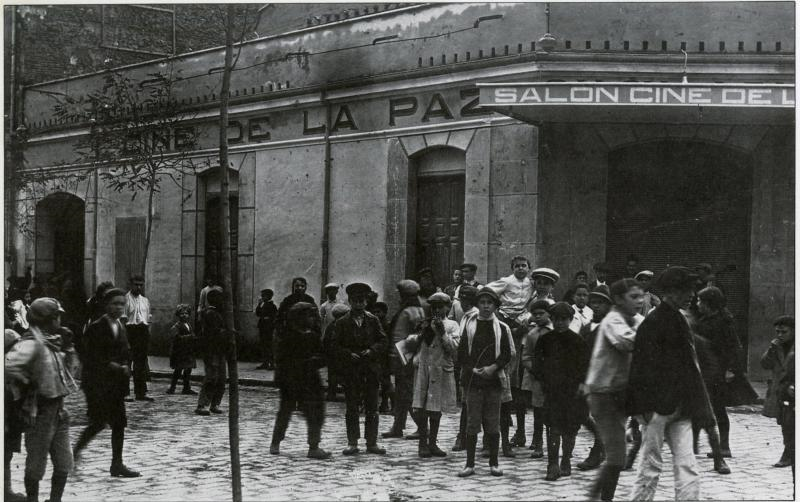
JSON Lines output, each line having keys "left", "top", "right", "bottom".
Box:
{"left": 487, "top": 84, "right": 795, "bottom": 107}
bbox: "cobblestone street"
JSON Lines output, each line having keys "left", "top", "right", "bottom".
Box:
{"left": 8, "top": 368, "right": 794, "bottom": 501}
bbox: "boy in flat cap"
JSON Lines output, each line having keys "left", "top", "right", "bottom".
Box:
{"left": 456, "top": 287, "right": 512, "bottom": 477}
{"left": 383, "top": 280, "right": 426, "bottom": 439}
{"left": 634, "top": 271, "right": 661, "bottom": 317}
{"left": 407, "top": 292, "right": 460, "bottom": 458}
{"left": 255, "top": 288, "right": 278, "bottom": 370}
{"left": 270, "top": 302, "right": 331, "bottom": 459}
{"left": 627, "top": 266, "right": 713, "bottom": 500}
{"left": 534, "top": 301, "right": 589, "bottom": 481}
{"left": 5, "top": 298, "right": 78, "bottom": 502}
{"left": 332, "top": 283, "right": 388, "bottom": 455}
{"left": 521, "top": 299, "right": 553, "bottom": 458}
{"left": 530, "top": 268, "right": 560, "bottom": 304}
{"left": 319, "top": 283, "right": 342, "bottom": 336}
{"left": 451, "top": 285, "right": 479, "bottom": 451}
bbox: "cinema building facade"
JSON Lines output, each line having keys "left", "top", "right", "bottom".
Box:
{"left": 11, "top": 2, "right": 794, "bottom": 374}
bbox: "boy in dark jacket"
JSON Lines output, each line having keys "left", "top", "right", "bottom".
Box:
{"left": 270, "top": 302, "right": 331, "bottom": 459}
{"left": 255, "top": 289, "right": 278, "bottom": 370}
{"left": 195, "top": 289, "right": 229, "bottom": 416}
{"left": 332, "top": 283, "right": 388, "bottom": 455}
{"left": 534, "top": 302, "right": 589, "bottom": 481}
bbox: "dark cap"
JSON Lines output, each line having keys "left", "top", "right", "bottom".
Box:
{"left": 345, "top": 282, "right": 372, "bottom": 298}
{"left": 529, "top": 299, "right": 553, "bottom": 312}
{"left": 260, "top": 288, "right": 274, "bottom": 295}
{"left": 774, "top": 315, "right": 794, "bottom": 328}
{"left": 657, "top": 266, "right": 698, "bottom": 290}
{"left": 458, "top": 285, "right": 478, "bottom": 300}
{"left": 548, "top": 301, "right": 574, "bottom": 319}
{"left": 476, "top": 287, "right": 500, "bottom": 306}
{"left": 459, "top": 263, "right": 478, "bottom": 272}
{"left": 589, "top": 284, "right": 612, "bottom": 303}
{"left": 27, "top": 297, "right": 65, "bottom": 325}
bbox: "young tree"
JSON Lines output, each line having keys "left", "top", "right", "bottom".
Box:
{"left": 53, "top": 69, "right": 201, "bottom": 276}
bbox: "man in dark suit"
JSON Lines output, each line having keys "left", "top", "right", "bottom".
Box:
{"left": 626, "top": 266, "right": 715, "bottom": 500}
{"left": 332, "top": 283, "right": 389, "bottom": 455}
{"left": 72, "top": 288, "right": 140, "bottom": 478}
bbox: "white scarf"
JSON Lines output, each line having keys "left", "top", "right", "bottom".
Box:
{"left": 462, "top": 313, "right": 514, "bottom": 359}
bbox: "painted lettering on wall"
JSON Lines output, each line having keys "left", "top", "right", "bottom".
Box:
{"left": 487, "top": 84, "right": 796, "bottom": 107}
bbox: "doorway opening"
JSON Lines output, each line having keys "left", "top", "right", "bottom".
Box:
{"left": 606, "top": 140, "right": 753, "bottom": 354}
{"left": 35, "top": 193, "right": 85, "bottom": 289}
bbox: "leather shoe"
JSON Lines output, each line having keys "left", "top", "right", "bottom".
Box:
{"left": 381, "top": 429, "right": 403, "bottom": 439}
{"left": 714, "top": 458, "right": 731, "bottom": 474}
{"left": 366, "top": 445, "right": 386, "bottom": 455}
{"left": 457, "top": 467, "right": 475, "bottom": 478}
{"left": 135, "top": 396, "right": 155, "bottom": 402}
{"left": 110, "top": 464, "right": 141, "bottom": 478}
{"left": 405, "top": 430, "right": 421, "bottom": 440}
{"left": 269, "top": 443, "right": 280, "bottom": 455}
{"left": 545, "top": 463, "right": 561, "bottom": 481}
{"left": 307, "top": 447, "right": 331, "bottom": 460}
{"left": 489, "top": 465, "right": 503, "bottom": 477}
{"left": 774, "top": 458, "right": 792, "bottom": 468}
{"left": 342, "top": 445, "right": 360, "bottom": 455}
{"left": 708, "top": 450, "right": 732, "bottom": 458}
{"left": 530, "top": 447, "right": 544, "bottom": 459}
{"left": 560, "top": 459, "right": 572, "bottom": 476}
{"left": 166, "top": 388, "right": 176, "bottom": 394}
{"left": 452, "top": 437, "right": 465, "bottom": 452}
{"left": 210, "top": 407, "right": 223, "bottom": 414}
{"left": 181, "top": 389, "right": 198, "bottom": 395}
{"left": 195, "top": 408, "right": 210, "bottom": 416}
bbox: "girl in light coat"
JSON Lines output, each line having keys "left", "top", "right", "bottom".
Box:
{"left": 408, "top": 293, "right": 460, "bottom": 458}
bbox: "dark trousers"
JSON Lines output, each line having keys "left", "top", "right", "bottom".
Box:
{"left": 197, "top": 356, "right": 227, "bottom": 410}
{"left": 344, "top": 369, "right": 380, "bottom": 445}
{"left": 391, "top": 363, "right": 418, "bottom": 431}
{"left": 259, "top": 328, "right": 274, "bottom": 366}
{"left": 272, "top": 388, "right": 324, "bottom": 448}
{"left": 126, "top": 324, "right": 151, "bottom": 397}
{"left": 73, "top": 421, "right": 126, "bottom": 467}
{"left": 170, "top": 368, "right": 192, "bottom": 391}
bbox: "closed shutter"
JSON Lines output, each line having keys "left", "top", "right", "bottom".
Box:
{"left": 115, "top": 217, "right": 146, "bottom": 286}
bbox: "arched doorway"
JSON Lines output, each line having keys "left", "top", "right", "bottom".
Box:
{"left": 35, "top": 193, "right": 85, "bottom": 288}
{"left": 205, "top": 194, "right": 239, "bottom": 304}
{"left": 606, "top": 140, "right": 753, "bottom": 353}
{"left": 409, "top": 147, "right": 466, "bottom": 287}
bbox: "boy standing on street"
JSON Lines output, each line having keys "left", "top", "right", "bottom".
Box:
{"left": 451, "top": 285, "right": 479, "bottom": 451}
{"left": 534, "top": 302, "right": 590, "bottom": 481}
{"left": 270, "top": 302, "right": 331, "bottom": 459}
{"left": 123, "top": 275, "right": 153, "bottom": 401}
{"left": 332, "top": 283, "right": 388, "bottom": 455}
{"left": 521, "top": 299, "right": 553, "bottom": 458}
{"left": 456, "top": 288, "right": 512, "bottom": 477}
{"left": 255, "top": 289, "right": 278, "bottom": 370}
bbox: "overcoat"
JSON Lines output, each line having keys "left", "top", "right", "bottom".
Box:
{"left": 761, "top": 340, "right": 794, "bottom": 418}
{"left": 409, "top": 318, "right": 459, "bottom": 413}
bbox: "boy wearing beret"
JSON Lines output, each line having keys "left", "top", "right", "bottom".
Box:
{"left": 332, "top": 283, "right": 388, "bottom": 455}
{"left": 456, "top": 287, "right": 512, "bottom": 477}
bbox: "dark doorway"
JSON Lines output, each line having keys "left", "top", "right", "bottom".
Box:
{"left": 606, "top": 140, "right": 752, "bottom": 353}
{"left": 35, "top": 193, "right": 85, "bottom": 288}
{"left": 415, "top": 175, "right": 465, "bottom": 288}
{"left": 205, "top": 195, "right": 239, "bottom": 304}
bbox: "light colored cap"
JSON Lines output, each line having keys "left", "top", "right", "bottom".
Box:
{"left": 531, "top": 267, "right": 560, "bottom": 284}
{"left": 324, "top": 283, "right": 339, "bottom": 290}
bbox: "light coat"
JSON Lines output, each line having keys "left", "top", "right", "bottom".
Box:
{"left": 409, "top": 319, "right": 459, "bottom": 413}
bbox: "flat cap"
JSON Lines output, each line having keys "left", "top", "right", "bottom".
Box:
{"left": 548, "top": 301, "right": 574, "bottom": 319}
{"left": 427, "top": 292, "right": 451, "bottom": 305}
{"left": 396, "top": 279, "right": 420, "bottom": 295}
{"left": 531, "top": 267, "right": 560, "bottom": 284}
{"left": 774, "top": 315, "right": 795, "bottom": 328}
{"left": 459, "top": 263, "right": 478, "bottom": 271}
{"left": 634, "top": 270, "right": 654, "bottom": 280}
{"left": 589, "top": 284, "right": 612, "bottom": 303}
{"left": 476, "top": 287, "right": 500, "bottom": 306}
{"left": 260, "top": 288, "right": 273, "bottom": 295}
{"left": 657, "top": 266, "right": 698, "bottom": 290}
{"left": 345, "top": 282, "right": 372, "bottom": 297}
{"left": 458, "top": 285, "right": 478, "bottom": 300}
{"left": 324, "top": 283, "right": 339, "bottom": 290}
{"left": 27, "top": 297, "right": 65, "bottom": 324}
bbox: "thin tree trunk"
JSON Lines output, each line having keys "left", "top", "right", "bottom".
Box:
{"left": 219, "top": 5, "right": 242, "bottom": 502}
{"left": 142, "top": 180, "right": 154, "bottom": 276}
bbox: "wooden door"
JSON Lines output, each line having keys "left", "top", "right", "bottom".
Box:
{"left": 415, "top": 175, "right": 465, "bottom": 288}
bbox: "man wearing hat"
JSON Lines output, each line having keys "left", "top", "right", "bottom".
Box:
{"left": 331, "top": 283, "right": 389, "bottom": 455}
{"left": 634, "top": 271, "right": 661, "bottom": 317}
{"left": 319, "top": 283, "right": 342, "bottom": 336}
{"left": 627, "top": 267, "right": 714, "bottom": 500}
{"left": 383, "top": 280, "right": 426, "bottom": 440}
{"left": 454, "top": 263, "right": 482, "bottom": 300}
{"left": 270, "top": 302, "right": 331, "bottom": 459}
{"left": 255, "top": 288, "right": 278, "bottom": 370}
{"left": 5, "top": 298, "right": 78, "bottom": 502}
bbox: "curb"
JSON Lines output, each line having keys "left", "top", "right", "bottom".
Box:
{"left": 150, "top": 370, "right": 278, "bottom": 388}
